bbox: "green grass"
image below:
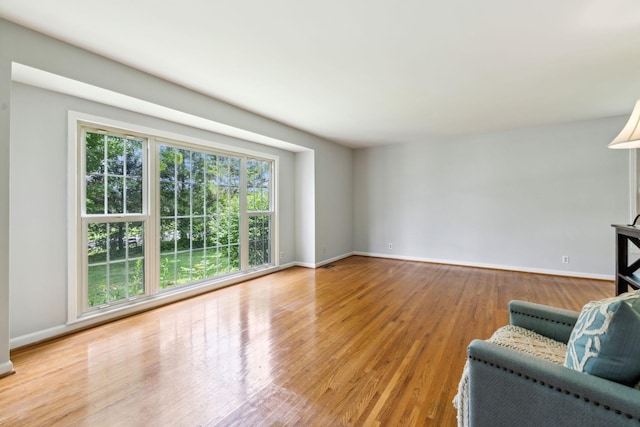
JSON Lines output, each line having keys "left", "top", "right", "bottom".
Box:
{"left": 87, "top": 248, "right": 239, "bottom": 308}
{"left": 159, "top": 247, "right": 239, "bottom": 289}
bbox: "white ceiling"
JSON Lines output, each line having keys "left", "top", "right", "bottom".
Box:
{"left": 1, "top": 0, "right": 640, "bottom": 148}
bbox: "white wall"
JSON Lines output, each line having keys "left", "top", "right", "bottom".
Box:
{"left": 1, "top": 18, "right": 354, "bottom": 350}
{"left": 353, "top": 117, "right": 630, "bottom": 277}
{"left": 0, "top": 51, "right": 14, "bottom": 376}
{"left": 294, "top": 144, "right": 354, "bottom": 267}
{"left": 295, "top": 150, "right": 316, "bottom": 266}
{"left": 315, "top": 144, "right": 353, "bottom": 264}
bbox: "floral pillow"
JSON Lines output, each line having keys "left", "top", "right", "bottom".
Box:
{"left": 564, "top": 291, "right": 640, "bottom": 386}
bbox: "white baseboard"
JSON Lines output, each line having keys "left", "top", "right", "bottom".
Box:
{"left": 294, "top": 252, "right": 355, "bottom": 269}
{"left": 315, "top": 252, "right": 354, "bottom": 268}
{"left": 352, "top": 251, "right": 614, "bottom": 281}
{"left": 295, "top": 261, "right": 317, "bottom": 268}
{"left": 0, "top": 360, "right": 14, "bottom": 377}
{"left": 277, "top": 261, "right": 298, "bottom": 269}
{"left": 10, "top": 325, "right": 72, "bottom": 350}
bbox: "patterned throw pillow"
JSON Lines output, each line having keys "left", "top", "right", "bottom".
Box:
{"left": 564, "top": 291, "right": 640, "bottom": 385}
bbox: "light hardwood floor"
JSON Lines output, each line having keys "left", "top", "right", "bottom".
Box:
{"left": 1, "top": 256, "right": 612, "bottom": 426}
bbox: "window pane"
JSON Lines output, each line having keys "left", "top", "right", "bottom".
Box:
{"left": 160, "top": 218, "right": 177, "bottom": 253}
{"left": 158, "top": 144, "right": 243, "bottom": 290}
{"left": 177, "top": 181, "right": 191, "bottom": 216}
{"left": 128, "top": 259, "right": 145, "bottom": 297}
{"left": 87, "top": 223, "right": 107, "bottom": 264}
{"left": 126, "top": 177, "right": 143, "bottom": 214}
{"left": 206, "top": 249, "right": 220, "bottom": 277}
{"left": 127, "top": 222, "right": 144, "bottom": 259}
{"left": 108, "top": 223, "right": 127, "bottom": 261}
{"left": 192, "top": 217, "right": 204, "bottom": 250}
{"left": 218, "top": 246, "right": 230, "bottom": 272}
{"left": 160, "top": 146, "right": 177, "bottom": 175}
{"left": 108, "top": 261, "right": 127, "bottom": 301}
{"left": 160, "top": 254, "right": 177, "bottom": 289}
{"left": 206, "top": 184, "right": 218, "bottom": 215}
{"left": 85, "top": 132, "right": 105, "bottom": 215}
{"left": 249, "top": 215, "right": 271, "bottom": 267}
{"left": 88, "top": 264, "right": 107, "bottom": 307}
{"left": 176, "top": 149, "right": 190, "bottom": 216}
{"left": 230, "top": 158, "right": 241, "bottom": 186}
{"left": 229, "top": 244, "right": 240, "bottom": 272}
{"left": 205, "top": 217, "right": 218, "bottom": 247}
{"left": 192, "top": 249, "right": 206, "bottom": 282}
{"left": 126, "top": 139, "right": 143, "bottom": 177}
{"left": 85, "top": 132, "right": 105, "bottom": 176}
{"left": 229, "top": 189, "right": 240, "bottom": 213}
{"left": 247, "top": 159, "right": 270, "bottom": 212}
{"left": 176, "top": 218, "right": 191, "bottom": 251}
{"left": 83, "top": 134, "right": 145, "bottom": 216}
{"left": 106, "top": 136, "right": 125, "bottom": 176}
{"left": 86, "top": 221, "right": 145, "bottom": 309}
{"left": 160, "top": 178, "right": 175, "bottom": 216}
{"left": 176, "top": 252, "right": 192, "bottom": 284}
{"left": 192, "top": 152, "right": 205, "bottom": 184}
{"left": 217, "top": 157, "right": 229, "bottom": 186}
{"left": 107, "top": 176, "right": 124, "bottom": 214}
{"left": 192, "top": 183, "right": 204, "bottom": 216}
{"left": 86, "top": 176, "right": 104, "bottom": 215}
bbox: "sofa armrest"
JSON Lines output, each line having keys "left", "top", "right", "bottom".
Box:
{"left": 467, "top": 340, "right": 640, "bottom": 427}
{"left": 508, "top": 300, "right": 579, "bottom": 343}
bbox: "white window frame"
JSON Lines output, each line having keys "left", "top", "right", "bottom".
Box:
{"left": 67, "top": 111, "right": 278, "bottom": 323}
{"left": 79, "top": 126, "right": 150, "bottom": 313}
{"left": 245, "top": 158, "right": 275, "bottom": 268}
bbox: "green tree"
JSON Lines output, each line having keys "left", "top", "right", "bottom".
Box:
{"left": 86, "top": 132, "right": 143, "bottom": 253}
{"left": 158, "top": 146, "right": 241, "bottom": 286}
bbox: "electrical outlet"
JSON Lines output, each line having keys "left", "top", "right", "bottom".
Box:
{"left": 562, "top": 256, "right": 569, "bottom": 264}
{"left": 280, "top": 251, "right": 284, "bottom": 259}
{"left": 388, "top": 242, "right": 393, "bottom": 249}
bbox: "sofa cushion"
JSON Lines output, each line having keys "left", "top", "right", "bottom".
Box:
{"left": 564, "top": 291, "right": 640, "bottom": 386}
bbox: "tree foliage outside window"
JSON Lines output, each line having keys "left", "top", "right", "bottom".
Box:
{"left": 80, "top": 126, "right": 275, "bottom": 313}
{"left": 85, "top": 132, "right": 145, "bottom": 308}
{"left": 159, "top": 145, "right": 241, "bottom": 288}
{"left": 247, "top": 159, "right": 272, "bottom": 267}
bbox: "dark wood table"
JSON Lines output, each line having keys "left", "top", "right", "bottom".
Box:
{"left": 613, "top": 224, "right": 640, "bottom": 295}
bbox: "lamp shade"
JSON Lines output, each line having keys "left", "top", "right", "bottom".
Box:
{"left": 609, "top": 99, "right": 640, "bottom": 149}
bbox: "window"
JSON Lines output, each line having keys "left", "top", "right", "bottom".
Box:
{"left": 74, "top": 120, "right": 276, "bottom": 318}
{"left": 158, "top": 145, "right": 241, "bottom": 288}
{"left": 83, "top": 131, "right": 148, "bottom": 309}
{"left": 247, "top": 159, "right": 273, "bottom": 267}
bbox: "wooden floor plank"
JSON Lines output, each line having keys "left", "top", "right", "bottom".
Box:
{"left": 1, "top": 256, "right": 612, "bottom": 426}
